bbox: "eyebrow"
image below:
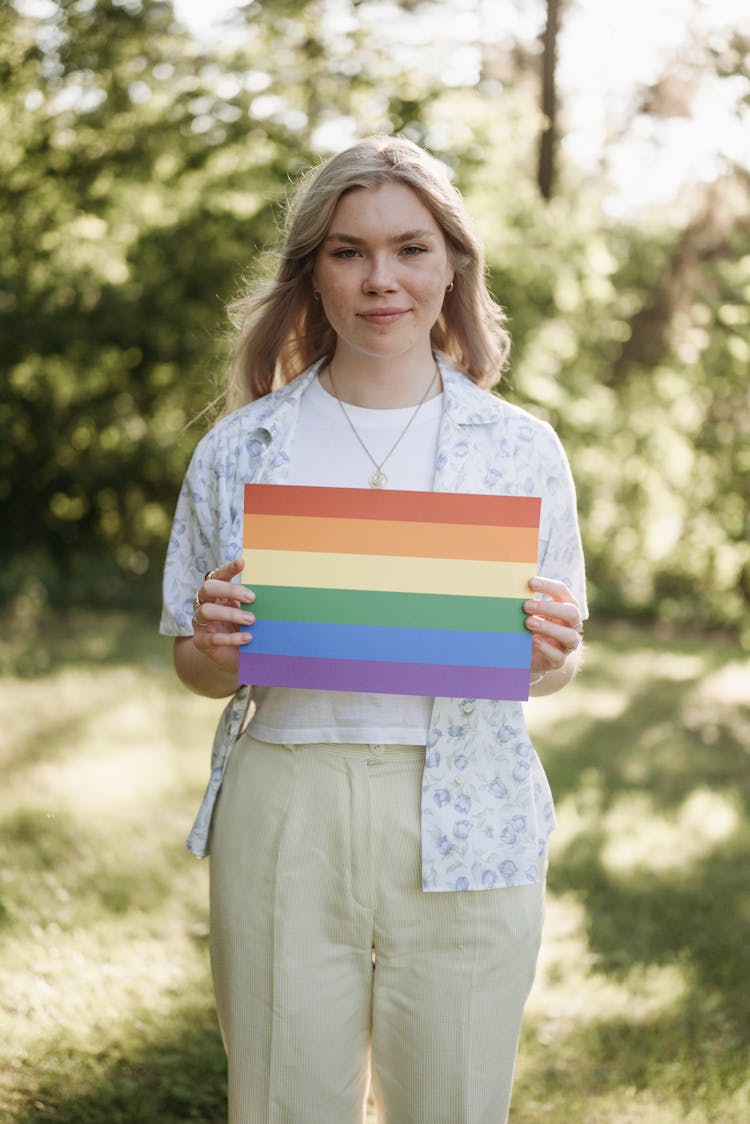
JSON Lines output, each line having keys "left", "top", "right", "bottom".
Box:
{"left": 324, "top": 228, "right": 438, "bottom": 245}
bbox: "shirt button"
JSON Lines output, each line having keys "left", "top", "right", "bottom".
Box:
{"left": 371, "top": 743, "right": 385, "bottom": 756}
{"left": 461, "top": 701, "right": 475, "bottom": 714}
{"left": 455, "top": 774, "right": 464, "bottom": 785}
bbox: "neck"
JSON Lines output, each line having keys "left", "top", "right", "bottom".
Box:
{"left": 321, "top": 346, "right": 441, "bottom": 409}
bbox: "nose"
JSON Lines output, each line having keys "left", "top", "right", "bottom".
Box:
{"left": 363, "top": 252, "right": 397, "bottom": 294}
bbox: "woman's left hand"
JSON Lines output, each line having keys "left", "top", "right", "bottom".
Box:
{"left": 523, "top": 576, "right": 583, "bottom": 673}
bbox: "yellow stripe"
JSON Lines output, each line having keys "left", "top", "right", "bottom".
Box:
{"left": 243, "top": 549, "right": 533, "bottom": 599}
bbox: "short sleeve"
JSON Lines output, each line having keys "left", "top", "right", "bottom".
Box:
{"left": 536, "top": 428, "right": 588, "bottom": 619}
{"left": 159, "top": 436, "right": 225, "bottom": 636}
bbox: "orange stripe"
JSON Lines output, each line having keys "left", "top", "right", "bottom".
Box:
{"left": 244, "top": 514, "right": 538, "bottom": 562}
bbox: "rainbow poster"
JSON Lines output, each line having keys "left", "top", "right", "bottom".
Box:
{"left": 238, "top": 484, "right": 541, "bottom": 700}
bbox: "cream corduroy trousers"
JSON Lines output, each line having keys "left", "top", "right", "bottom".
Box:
{"left": 209, "top": 735, "right": 545, "bottom": 1124}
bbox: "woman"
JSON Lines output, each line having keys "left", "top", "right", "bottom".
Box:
{"left": 161, "top": 135, "right": 587, "bottom": 1124}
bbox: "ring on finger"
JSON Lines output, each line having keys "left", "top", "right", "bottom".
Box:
{"left": 192, "top": 614, "right": 208, "bottom": 631}
{"left": 193, "top": 571, "right": 217, "bottom": 618}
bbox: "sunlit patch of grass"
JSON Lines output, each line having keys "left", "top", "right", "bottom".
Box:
{"left": 600, "top": 788, "right": 740, "bottom": 874}
{"left": 516, "top": 884, "right": 750, "bottom": 1123}
{"left": 556, "top": 785, "right": 738, "bottom": 884}
{"left": 514, "top": 619, "right": 750, "bottom": 1124}
{"left": 529, "top": 893, "right": 691, "bottom": 1034}
{"left": 1, "top": 611, "right": 748, "bottom": 1122}
{"left": 0, "top": 613, "right": 226, "bottom": 1120}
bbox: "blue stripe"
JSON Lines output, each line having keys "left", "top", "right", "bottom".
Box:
{"left": 244, "top": 619, "right": 531, "bottom": 668}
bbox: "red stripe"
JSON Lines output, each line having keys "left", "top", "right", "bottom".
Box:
{"left": 245, "top": 484, "right": 541, "bottom": 527}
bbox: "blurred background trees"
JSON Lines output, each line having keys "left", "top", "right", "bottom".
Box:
{"left": 2, "top": 0, "right": 749, "bottom": 635}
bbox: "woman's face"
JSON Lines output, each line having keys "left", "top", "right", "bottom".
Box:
{"left": 312, "top": 181, "right": 453, "bottom": 365}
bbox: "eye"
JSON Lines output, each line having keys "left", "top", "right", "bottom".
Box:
{"left": 332, "top": 247, "right": 360, "bottom": 259}
{"left": 401, "top": 244, "right": 427, "bottom": 256}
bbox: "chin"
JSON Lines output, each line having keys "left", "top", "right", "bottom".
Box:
{"left": 353, "top": 334, "right": 423, "bottom": 359}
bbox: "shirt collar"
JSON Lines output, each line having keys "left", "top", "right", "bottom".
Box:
{"left": 252, "top": 357, "right": 326, "bottom": 446}
{"left": 437, "top": 355, "right": 503, "bottom": 426}
{"left": 253, "top": 351, "right": 501, "bottom": 445}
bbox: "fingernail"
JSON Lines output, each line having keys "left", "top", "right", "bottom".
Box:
{"left": 242, "top": 613, "right": 255, "bottom": 624}
{"left": 529, "top": 578, "right": 541, "bottom": 589}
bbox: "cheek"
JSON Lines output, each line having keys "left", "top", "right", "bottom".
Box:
{"left": 415, "top": 260, "right": 451, "bottom": 299}
{"left": 315, "top": 268, "right": 353, "bottom": 306}
{"left": 319, "top": 284, "right": 348, "bottom": 317}
{"left": 419, "top": 274, "right": 450, "bottom": 309}
{"left": 317, "top": 286, "right": 351, "bottom": 334}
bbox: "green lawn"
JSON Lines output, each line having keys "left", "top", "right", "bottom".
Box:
{"left": 1, "top": 612, "right": 748, "bottom": 1122}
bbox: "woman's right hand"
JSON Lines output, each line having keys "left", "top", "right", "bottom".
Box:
{"left": 190, "top": 558, "right": 255, "bottom": 675}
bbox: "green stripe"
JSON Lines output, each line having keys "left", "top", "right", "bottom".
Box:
{"left": 247, "top": 585, "right": 526, "bottom": 633}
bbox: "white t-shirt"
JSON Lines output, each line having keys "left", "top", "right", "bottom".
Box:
{"left": 248, "top": 374, "right": 443, "bottom": 744}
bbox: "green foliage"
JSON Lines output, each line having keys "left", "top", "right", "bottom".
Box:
{"left": 518, "top": 188, "right": 750, "bottom": 634}
{"left": 460, "top": 131, "right": 750, "bottom": 633}
{"left": 1, "top": 0, "right": 308, "bottom": 608}
{"left": 1, "top": 0, "right": 748, "bottom": 633}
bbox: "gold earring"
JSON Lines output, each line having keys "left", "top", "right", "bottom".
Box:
{"left": 446, "top": 280, "right": 454, "bottom": 292}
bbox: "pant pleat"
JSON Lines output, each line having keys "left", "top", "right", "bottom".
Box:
{"left": 209, "top": 736, "right": 544, "bottom": 1124}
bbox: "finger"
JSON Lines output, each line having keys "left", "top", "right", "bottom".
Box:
{"left": 528, "top": 576, "right": 574, "bottom": 603}
{"left": 196, "top": 602, "right": 255, "bottom": 628}
{"left": 189, "top": 630, "right": 245, "bottom": 676}
{"left": 526, "top": 612, "right": 581, "bottom": 648}
{"left": 194, "top": 628, "right": 252, "bottom": 649}
{"left": 208, "top": 558, "right": 244, "bottom": 581}
{"left": 525, "top": 611, "right": 570, "bottom": 641}
{"left": 199, "top": 558, "right": 254, "bottom": 606}
{"left": 204, "top": 581, "right": 255, "bottom": 606}
{"left": 523, "top": 598, "right": 581, "bottom": 631}
{"left": 530, "top": 634, "right": 567, "bottom": 672}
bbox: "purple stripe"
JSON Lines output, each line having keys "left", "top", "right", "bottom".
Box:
{"left": 238, "top": 653, "right": 530, "bottom": 701}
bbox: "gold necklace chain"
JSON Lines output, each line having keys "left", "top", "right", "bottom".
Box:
{"left": 327, "top": 359, "right": 440, "bottom": 488}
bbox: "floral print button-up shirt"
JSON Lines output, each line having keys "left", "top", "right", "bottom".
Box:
{"left": 160, "top": 355, "right": 588, "bottom": 891}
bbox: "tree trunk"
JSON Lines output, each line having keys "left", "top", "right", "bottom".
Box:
{"left": 537, "top": 0, "right": 560, "bottom": 200}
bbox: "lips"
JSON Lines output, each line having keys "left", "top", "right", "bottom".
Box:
{"left": 358, "top": 308, "right": 409, "bottom": 325}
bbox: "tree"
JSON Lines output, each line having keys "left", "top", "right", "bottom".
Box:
{"left": 2, "top": 1, "right": 268, "bottom": 601}
{"left": 2, "top": 0, "right": 748, "bottom": 633}
{"left": 537, "top": 0, "right": 561, "bottom": 199}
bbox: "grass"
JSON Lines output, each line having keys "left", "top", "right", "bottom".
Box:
{"left": 1, "top": 610, "right": 748, "bottom": 1122}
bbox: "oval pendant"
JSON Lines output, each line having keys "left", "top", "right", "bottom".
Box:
{"left": 369, "top": 470, "right": 387, "bottom": 489}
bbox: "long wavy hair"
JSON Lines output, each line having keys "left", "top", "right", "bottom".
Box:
{"left": 222, "top": 135, "right": 510, "bottom": 413}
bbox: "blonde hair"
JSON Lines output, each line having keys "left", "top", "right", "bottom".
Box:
{"left": 223, "top": 135, "right": 510, "bottom": 411}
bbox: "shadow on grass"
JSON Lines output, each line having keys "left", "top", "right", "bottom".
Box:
{"left": 0, "top": 608, "right": 172, "bottom": 679}
{"left": 551, "top": 672, "right": 747, "bottom": 812}
{"left": 528, "top": 623, "right": 750, "bottom": 1106}
{"left": 551, "top": 826, "right": 750, "bottom": 1020}
{"left": 14, "top": 1000, "right": 227, "bottom": 1124}
{"left": 517, "top": 1000, "right": 745, "bottom": 1116}
{"left": 0, "top": 807, "right": 186, "bottom": 932}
